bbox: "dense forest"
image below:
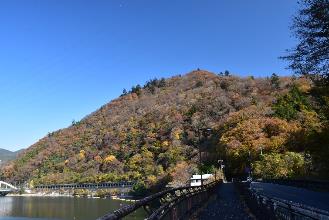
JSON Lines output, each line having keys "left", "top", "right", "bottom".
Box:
{"left": 1, "top": 70, "right": 328, "bottom": 191}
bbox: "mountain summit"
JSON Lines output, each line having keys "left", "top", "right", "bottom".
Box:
{"left": 1, "top": 70, "right": 317, "bottom": 186}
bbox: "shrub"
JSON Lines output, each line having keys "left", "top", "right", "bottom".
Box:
{"left": 131, "top": 181, "right": 147, "bottom": 197}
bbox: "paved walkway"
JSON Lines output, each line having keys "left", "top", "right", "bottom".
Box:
{"left": 197, "top": 183, "right": 253, "bottom": 220}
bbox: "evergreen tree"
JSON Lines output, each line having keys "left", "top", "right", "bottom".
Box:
{"left": 270, "top": 73, "right": 280, "bottom": 89}
{"left": 282, "top": 0, "right": 329, "bottom": 84}
{"left": 273, "top": 85, "right": 310, "bottom": 120}
{"left": 158, "top": 78, "right": 166, "bottom": 87}
{"left": 122, "top": 88, "right": 127, "bottom": 95}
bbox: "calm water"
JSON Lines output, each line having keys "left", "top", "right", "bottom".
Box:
{"left": 0, "top": 196, "right": 146, "bottom": 220}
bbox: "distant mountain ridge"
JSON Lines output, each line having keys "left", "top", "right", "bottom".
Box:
{"left": 0, "top": 148, "right": 22, "bottom": 164}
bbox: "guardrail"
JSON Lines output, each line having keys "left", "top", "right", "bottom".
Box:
{"left": 97, "top": 180, "right": 221, "bottom": 220}
{"left": 236, "top": 182, "right": 329, "bottom": 220}
{"left": 262, "top": 179, "right": 329, "bottom": 192}
{"left": 35, "top": 181, "right": 135, "bottom": 190}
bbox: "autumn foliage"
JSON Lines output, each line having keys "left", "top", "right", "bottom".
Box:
{"left": 1, "top": 70, "right": 328, "bottom": 188}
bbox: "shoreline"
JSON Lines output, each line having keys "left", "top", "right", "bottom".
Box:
{"left": 8, "top": 193, "right": 73, "bottom": 197}
{"left": 6, "top": 193, "right": 139, "bottom": 202}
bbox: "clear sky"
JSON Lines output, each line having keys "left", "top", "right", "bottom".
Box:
{"left": 0, "top": 0, "right": 298, "bottom": 151}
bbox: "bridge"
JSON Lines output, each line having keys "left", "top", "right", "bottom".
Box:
{"left": 97, "top": 180, "right": 221, "bottom": 220}
{"left": 35, "top": 181, "right": 135, "bottom": 190}
{"left": 96, "top": 179, "right": 329, "bottom": 220}
{"left": 0, "top": 181, "right": 18, "bottom": 196}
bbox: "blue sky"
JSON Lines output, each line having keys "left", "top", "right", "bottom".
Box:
{"left": 0, "top": 0, "right": 298, "bottom": 151}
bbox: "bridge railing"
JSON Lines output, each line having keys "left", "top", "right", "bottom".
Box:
{"left": 35, "top": 181, "right": 135, "bottom": 190}
{"left": 97, "top": 180, "right": 221, "bottom": 220}
{"left": 0, "top": 181, "right": 18, "bottom": 190}
{"left": 236, "top": 182, "right": 329, "bottom": 220}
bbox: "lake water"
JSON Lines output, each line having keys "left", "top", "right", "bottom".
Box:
{"left": 0, "top": 196, "right": 146, "bottom": 220}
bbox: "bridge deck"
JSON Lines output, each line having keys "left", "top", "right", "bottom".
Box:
{"left": 0, "top": 189, "right": 12, "bottom": 196}
{"left": 197, "top": 182, "right": 253, "bottom": 220}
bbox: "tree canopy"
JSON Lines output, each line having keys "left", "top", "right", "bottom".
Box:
{"left": 283, "top": 0, "right": 329, "bottom": 84}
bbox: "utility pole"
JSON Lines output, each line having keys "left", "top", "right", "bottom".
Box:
{"left": 248, "top": 151, "right": 252, "bottom": 180}
{"left": 218, "top": 159, "right": 224, "bottom": 180}
{"left": 198, "top": 128, "right": 203, "bottom": 186}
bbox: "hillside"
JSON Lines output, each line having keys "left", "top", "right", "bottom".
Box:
{"left": 1, "top": 70, "right": 327, "bottom": 188}
{"left": 0, "top": 148, "right": 22, "bottom": 164}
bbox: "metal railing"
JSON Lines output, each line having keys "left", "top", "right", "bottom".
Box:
{"left": 97, "top": 180, "right": 221, "bottom": 220}
{"left": 236, "top": 182, "right": 329, "bottom": 220}
{"left": 35, "top": 181, "right": 135, "bottom": 190}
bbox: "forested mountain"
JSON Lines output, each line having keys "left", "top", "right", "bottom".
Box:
{"left": 1, "top": 70, "right": 328, "bottom": 189}
{"left": 0, "top": 148, "right": 22, "bottom": 164}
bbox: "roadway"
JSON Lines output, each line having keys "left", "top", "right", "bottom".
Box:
{"left": 251, "top": 182, "right": 329, "bottom": 211}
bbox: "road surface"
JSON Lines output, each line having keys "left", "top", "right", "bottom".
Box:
{"left": 251, "top": 182, "right": 329, "bottom": 211}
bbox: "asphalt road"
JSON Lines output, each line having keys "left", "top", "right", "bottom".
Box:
{"left": 251, "top": 182, "right": 329, "bottom": 211}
